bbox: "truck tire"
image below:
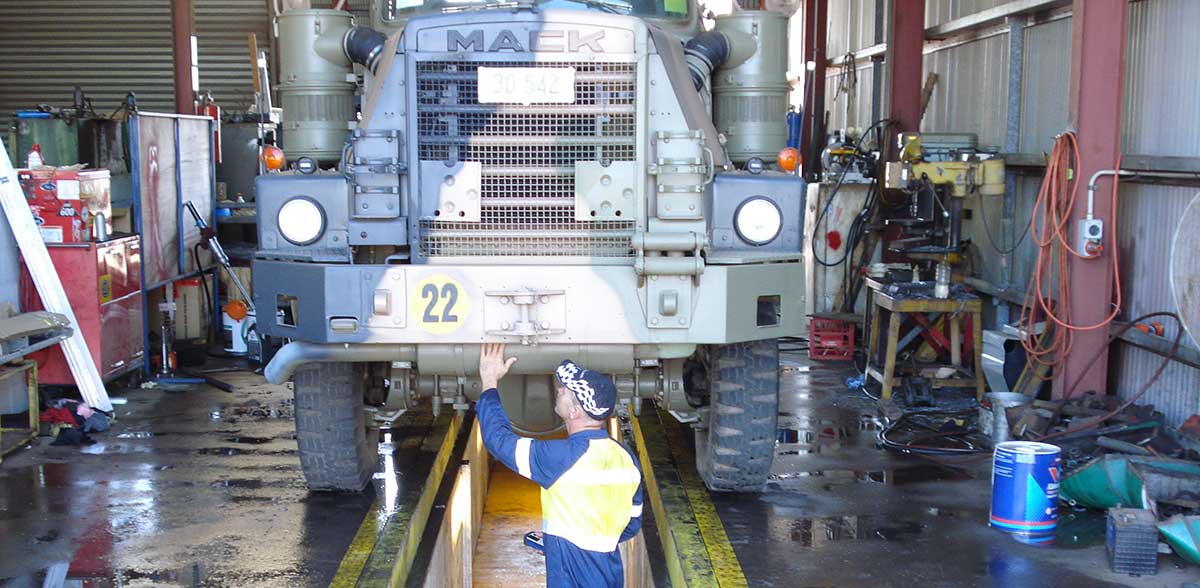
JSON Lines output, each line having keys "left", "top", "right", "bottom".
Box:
{"left": 293, "top": 362, "right": 374, "bottom": 492}
{"left": 696, "top": 339, "right": 780, "bottom": 492}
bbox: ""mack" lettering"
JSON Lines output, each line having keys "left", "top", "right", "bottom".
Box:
{"left": 446, "top": 29, "right": 606, "bottom": 52}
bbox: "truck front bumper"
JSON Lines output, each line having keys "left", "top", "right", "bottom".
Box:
{"left": 253, "top": 259, "right": 803, "bottom": 347}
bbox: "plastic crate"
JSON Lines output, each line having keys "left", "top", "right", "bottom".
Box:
{"left": 809, "top": 317, "right": 855, "bottom": 361}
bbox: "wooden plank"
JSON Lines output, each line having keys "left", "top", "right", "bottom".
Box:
{"left": 973, "top": 315, "right": 986, "bottom": 400}
{"left": 248, "top": 33, "right": 261, "bottom": 94}
{"left": 0, "top": 146, "right": 110, "bottom": 411}
{"left": 950, "top": 315, "right": 962, "bottom": 367}
{"left": 919, "top": 72, "right": 939, "bottom": 121}
{"left": 882, "top": 312, "right": 902, "bottom": 400}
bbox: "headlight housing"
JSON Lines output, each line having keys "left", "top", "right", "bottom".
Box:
{"left": 277, "top": 196, "right": 326, "bottom": 245}
{"left": 734, "top": 197, "right": 783, "bottom": 245}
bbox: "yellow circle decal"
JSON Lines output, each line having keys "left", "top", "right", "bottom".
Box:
{"left": 411, "top": 275, "right": 470, "bottom": 334}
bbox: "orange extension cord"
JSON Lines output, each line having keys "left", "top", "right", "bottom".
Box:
{"left": 1019, "top": 131, "right": 1123, "bottom": 370}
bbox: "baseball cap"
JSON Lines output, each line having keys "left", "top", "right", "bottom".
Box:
{"left": 554, "top": 360, "right": 616, "bottom": 420}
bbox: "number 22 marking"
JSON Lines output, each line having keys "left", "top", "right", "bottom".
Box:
{"left": 421, "top": 283, "right": 460, "bottom": 323}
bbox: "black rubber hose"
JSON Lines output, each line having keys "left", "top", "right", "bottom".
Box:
{"left": 344, "top": 27, "right": 388, "bottom": 74}
{"left": 684, "top": 31, "right": 730, "bottom": 90}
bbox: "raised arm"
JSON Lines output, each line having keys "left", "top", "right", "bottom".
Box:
{"left": 475, "top": 344, "right": 578, "bottom": 488}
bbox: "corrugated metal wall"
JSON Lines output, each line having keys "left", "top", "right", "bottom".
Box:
{"left": 826, "top": 63, "right": 878, "bottom": 132}
{"left": 822, "top": 0, "right": 1200, "bottom": 426}
{"left": 823, "top": 1, "right": 883, "bottom": 132}
{"left": 827, "top": 0, "right": 879, "bottom": 57}
{"left": 1108, "top": 0, "right": 1200, "bottom": 427}
{"left": 0, "top": 0, "right": 176, "bottom": 117}
{"left": 1122, "top": 0, "right": 1200, "bottom": 156}
{"left": 196, "top": 0, "right": 274, "bottom": 113}
{"left": 0, "top": 0, "right": 271, "bottom": 121}
{"left": 922, "top": 35, "right": 1008, "bottom": 149}
{"left": 1018, "top": 16, "right": 1070, "bottom": 154}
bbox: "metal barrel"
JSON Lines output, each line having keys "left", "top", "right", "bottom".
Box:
{"left": 989, "top": 441, "right": 1061, "bottom": 542}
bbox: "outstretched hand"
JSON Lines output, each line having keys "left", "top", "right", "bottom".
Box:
{"left": 479, "top": 343, "right": 517, "bottom": 391}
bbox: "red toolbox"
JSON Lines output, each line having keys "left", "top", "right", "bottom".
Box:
{"left": 20, "top": 235, "right": 144, "bottom": 384}
{"left": 809, "top": 316, "right": 855, "bottom": 361}
{"left": 17, "top": 168, "right": 113, "bottom": 243}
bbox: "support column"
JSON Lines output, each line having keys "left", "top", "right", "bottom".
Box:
{"left": 171, "top": 0, "right": 198, "bottom": 114}
{"left": 997, "top": 14, "right": 1027, "bottom": 326}
{"left": 885, "top": 0, "right": 925, "bottom": 143}
{"left": 1056, "top": 0, "right": 1129, "bottom": 398}
{"left": 800, "top": 0, "right": 827, "bottom": 178}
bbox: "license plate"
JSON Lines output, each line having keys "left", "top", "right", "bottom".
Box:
{"left": 477, "top": 67, "right": 576, "bottom": 105}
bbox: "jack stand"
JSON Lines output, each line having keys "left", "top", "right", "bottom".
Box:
{"left": 155, "top": 282, "right": 204, "bottom": 386}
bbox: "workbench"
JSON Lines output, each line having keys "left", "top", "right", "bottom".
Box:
{"left": 863, "top": 278, "right": 985, "bottom": 401}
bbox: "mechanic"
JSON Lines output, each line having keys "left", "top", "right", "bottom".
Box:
{"left": 476, "top": 343, "right": 644, "bottom": 588}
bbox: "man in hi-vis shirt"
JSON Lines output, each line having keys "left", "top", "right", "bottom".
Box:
{"left": 476, "top": 343, "right": 644, "bottom": 587}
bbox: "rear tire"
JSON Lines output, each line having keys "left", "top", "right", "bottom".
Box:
{"left": 293, "top": 362, "right": 374, "bottom": 492}
{"left": 695, "top": 339, "right": 780, "bottom": 492}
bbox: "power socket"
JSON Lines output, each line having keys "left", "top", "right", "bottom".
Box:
{"left": 1078, "top": 218, "right": 1104, "bottom": 255}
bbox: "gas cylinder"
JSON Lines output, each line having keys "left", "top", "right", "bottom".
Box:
{"left": 197, "top": 91, "right": 222, "bottom": 163}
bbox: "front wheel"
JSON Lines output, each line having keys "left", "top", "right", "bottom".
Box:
{"left": 293, "top": 362, "right": 375, "bottom": 492}
{"left": 694, "top": 339, "right": 780, "bottom": 492}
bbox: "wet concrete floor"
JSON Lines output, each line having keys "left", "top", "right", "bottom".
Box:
{"left": 1, "top": 356, "right": 1197, "bottom": 587}
{"left": 0, "top": 367, "right": 374, "bottom": 587}
{"left": 728, "top": 353, "right": 1200, "bottom": 588}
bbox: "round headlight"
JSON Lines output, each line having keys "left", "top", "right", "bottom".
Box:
{"left": 277, "top": 197, "right": 326, "bottom": 245}
{"left": 734, "top": 197, "right": 782, "bottom": 245}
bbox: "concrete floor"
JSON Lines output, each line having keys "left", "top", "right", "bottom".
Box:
{"left": 0, "top": 356, "right": 1196, "bottom": 587}
{"left": 0, "top": 368, "right": 372, "bottom": 587}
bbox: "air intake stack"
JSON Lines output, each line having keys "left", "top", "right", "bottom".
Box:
{"left": 276, "top": 8, "right": 356, "bottom": 164}
{"left": 711, "top": 11, "right": 790, "bottom": 165}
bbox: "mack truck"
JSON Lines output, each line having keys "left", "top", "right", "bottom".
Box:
{"left": 255, "top": 0, "right": 805, "bottom": 492}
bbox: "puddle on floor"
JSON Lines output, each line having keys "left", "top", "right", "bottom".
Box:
{"left": 212, "top": 478, "right": 264, "bottom": 489}
{"left": 769, "top": 514, "right": 930, "bottom": 547}
{"left": 225, "top": 436, "right": 274, "bottom": 445}
{"left": 1039, "top": 509, "right": 1107, "bottom": 550}
{"left": 5, "top": 562, "right": 206, "bottom": 588}
{"left": 208, "top": 399, "right": 294, "bottom": 423}
{"left": 771, "top": 464, "right": 971, "bottom": 486}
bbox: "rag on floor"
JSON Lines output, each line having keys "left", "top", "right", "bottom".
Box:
{"left": 39, "top": 399, "right": 109, "bottom": 445}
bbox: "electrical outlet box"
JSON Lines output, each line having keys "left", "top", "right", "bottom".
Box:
{"left": 1078, "top": 218, "right": 1104, "bottom": 254}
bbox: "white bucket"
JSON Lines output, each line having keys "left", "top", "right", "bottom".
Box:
{"left": 223, "top": 310, "right": 256, "bottom": 355}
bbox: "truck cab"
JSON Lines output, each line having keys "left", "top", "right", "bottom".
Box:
{"left": 255, "top": 0, "right": 805, "bottom": 492}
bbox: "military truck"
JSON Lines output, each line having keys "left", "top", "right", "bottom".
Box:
{"left": 255, "top": 0, "right": 805, "bottom": 492}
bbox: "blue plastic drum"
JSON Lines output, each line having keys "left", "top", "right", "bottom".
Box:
{"left": 989, "top": 441, "right": 1061, "bottom": 540}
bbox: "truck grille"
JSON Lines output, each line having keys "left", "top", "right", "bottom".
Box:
{"left": 415, "top": 60, "right": 637, "bottom": 258}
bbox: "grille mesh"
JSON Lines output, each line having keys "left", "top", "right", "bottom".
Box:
{"left": 419, "top": 219, "right": 635, "bottom": 257}
{"left": 415, "top": 60, "right": 637, "bottom": 258}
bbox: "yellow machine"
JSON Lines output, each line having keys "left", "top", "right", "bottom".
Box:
{"left": 885, "top": 132, "right": 1006, "bottom": 196}
{"left": 882, "top": 132, "right": 1006, "bottom": 298}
